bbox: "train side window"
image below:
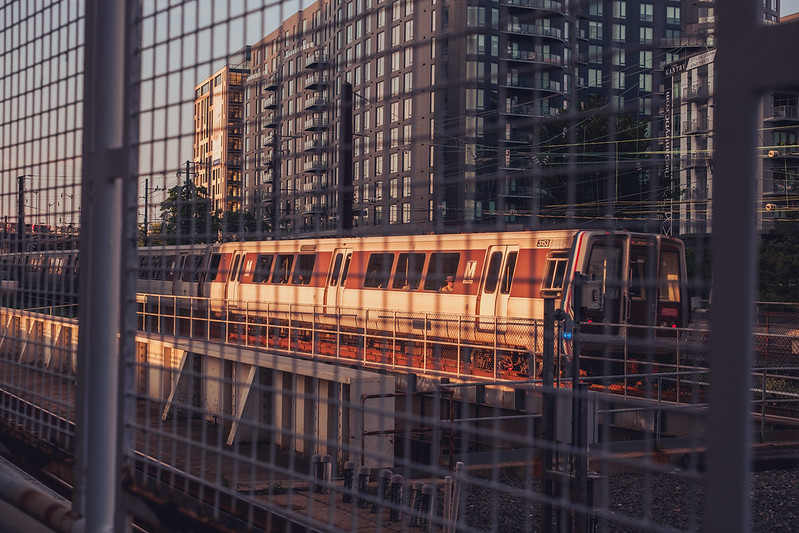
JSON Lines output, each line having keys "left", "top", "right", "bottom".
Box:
{"left": 392, "top": 252, "right": 425, "bottom": 289}
{"left": 364, "top": 253, "right": 394, "bottom": 288}
{"left": 272, "top": 254, "right": 294, "bottom": 284}
{"left": 423, "top": 252, "right": 460, "bottom": 291}
{"left": 483, "top": 252, "right": 503, "bottom": 294}
{"left": 138, "top": 256, "right": 150, "bottom": 280}
{"left": 292, "top": 254, "right": 316, "bottom": 284}
{"left": 183, "top": 255, "right": 204, "bottom": 282}
{"left": 252, "top": 255, "right": 273, "bottom": 283}
{"left": 151, "top": 256, "right": 164, "bottom": 280}
{"left": 500, "top": 251, "right": 517, "bottom": 294}
{"left": 230, "top": 255, "right": 241, "bottom": 281}
{"left": 541, "top": 251, "right": 569, "bottom": 296}
{"left": 165, "top": 257, "right": 177, "bottom": 281}
{"left": 330, "top": 253, "right": 343, "bottom": 286}
{"left": 658, "top": 250, "right": 681, "bottom": 303}
{"left": 341, "top": 254, "right": 352, "bottom": 287}
{"left": 207, "top": 254, "right": 222, "bottom": 281}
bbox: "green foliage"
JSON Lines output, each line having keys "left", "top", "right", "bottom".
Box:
{"left": 220, "top": 209, "right": 271, "bottom": 241}
{"left": 758, "top": 221, "right": 799, "bottom": 302}
{"left": 159, "top": 184, "right": 221, "bottom": 244}
{"left": 535, "top": 97, "right": 653, "bottom": 224}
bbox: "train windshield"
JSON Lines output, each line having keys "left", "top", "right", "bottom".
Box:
{"left": 586, "top": 244, "right": 622, "bottom": 298}
{"left": 658, "top": 250, "right": 681, "bottom": 303}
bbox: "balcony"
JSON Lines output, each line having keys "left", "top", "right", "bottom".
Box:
{"left": 302, "top": 180, "right": 328, "bottom": 192}
{"left": 304, "top": 97, "right": 329, "bottom": 111}
{"left": 502, "top": 102, "right": 550, "bottom": 118}
{"left": 767, "top": 105, "right": 799, "bottom": 122}
{"left": 503, "top": 22, "right": 562, "bottom": 40}
{"left": 501, "top": 0, "right": 563, "bottom": 11}
{"left": 303, "top": 204, "right": 324, "bottom": 214}
{"left": 305, "top": 74, "right": 328, "bottom": 90}
{"left": 264, "top": 95, "right": 278, "bottom": 109}
{"left": 264, "top": 114, "right": 278, "bottom": 128}
{"left": 304, "top": 159, "right": 328, "bottom": 173}
{"left": 505, "top": 49, "right": 563, "bottom": 67}
{"left": 682, "top": 118, "right": 709, "bottom": 134}
{"left": 680, "top": 153, "right": 711, "bottom": 169}
{"left": 263, "top": 134, "right": 276, "bottom": 146}
{"left": 305, "top": 118, "right": 328, "bottom": 131}
{"left": 683, "top": 85, "right": 710, "bottom": 102}
{"left": 503, "top": 77, "right": 562, "bottom": 93}
{"left": 503, "top": 131, "right": 530, "bottom": 144}
{"left": 305, "top": 50, "right": 329, "bottom": 69}
{"left": 304, "top": 137, "right": 329, "bottom": 153}
{"left": 264, "top": 74, "right": 279, "bottom": 91}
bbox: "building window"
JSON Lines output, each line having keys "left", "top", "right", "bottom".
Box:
{"left": 639, "top": 73, "right": 652, "bottom": 92}
{"left": 640, "top": 26, "right": 653, "bottom": 44}
{"left": 612, "top": 24, "right": 626, "bottom": 41}
{"left": 402, "top": 202, "right": 411, "bottom": 223}
{"left": 639, "top": 50, "right": 652, "bottom": 69}
{"left": 588, "top": 44, "right": 603, "bottom": 63}
{"left": 375, "top": 205, "right": 383, "bottom": 224}
{"left": 588, "top": 21, "right": 603, "bottom": 40}
{"left": 390, "top": 204, "right": 398, "bottom": 224}
{"left": 589, "top": 1, "right": 603, "bottom": 16}
{"left": 403, "top": 150, "right": 412, "bottom": 171}
{"left": 588, "top": 68, "right": 602, "bottom": 88}
{"left": 666, "top": 6, "right": 680, "bottom": 25}
{"left": 402, "top": 176, "right": 411, "bottom": 197}
{"left": 640, "top": 3, "right": 653, "bottom": 22}
{"left": 613, "top": 1, "right": 626, "bottom": 19}
{"left": 612, "top": 71, "right": 625, "bottom": 90}
{"left": 639, "top": 96, "right": 652, "bottom": 116}
{"left": 612, "top": 48, "right": 625, "bottom": 66}
{"left": 390, "top": 177, "right": 399, "bottom": 198}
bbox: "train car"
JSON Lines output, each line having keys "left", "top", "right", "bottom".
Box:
{"left": 195, "top": 229, "right": 689, "bottom": 341}
{"left": 137, "top": 244, "right": 219, "bottom": 298}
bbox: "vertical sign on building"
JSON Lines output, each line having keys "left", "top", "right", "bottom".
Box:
{"left": 662, "top": 86, "right": 673, "bottom": 235}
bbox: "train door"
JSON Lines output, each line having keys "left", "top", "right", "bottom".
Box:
{"left": 582, "top": 236, "right": 624, "bottom": 324}
{"left": 477, "top": 245, "right": 519, "bottom": 329}
{"left": 324, "top": 248, "right": 352, "bottom": 313}
{"left": 226, "top": 252, "right": 244, "bottom": 309}
{"left": 626, "top": 237, "right": 658, "bottom": 328}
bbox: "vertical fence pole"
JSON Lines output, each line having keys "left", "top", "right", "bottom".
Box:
{"left": 77, "top": 1, "right": 137, "bottom": 531}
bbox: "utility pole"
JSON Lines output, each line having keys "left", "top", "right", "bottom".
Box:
{"left": 339, "top": 82, "right": 354, "bottom": 236}
{"left": 143, "top": 177, "right": 149, "bottom": 246}
{"left": 17, "top": 175, "right": 25, "bottom": 253}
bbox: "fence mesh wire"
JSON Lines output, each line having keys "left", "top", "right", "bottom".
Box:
{"left": 1, "top": 0, "right": 798, "bottom": 531}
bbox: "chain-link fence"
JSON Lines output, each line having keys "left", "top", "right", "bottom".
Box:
{"left": 1, "top": 0, "right": 799, "bottom": 531}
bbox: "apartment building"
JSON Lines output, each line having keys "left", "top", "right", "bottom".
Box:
{"left": 235, "top": 0, "right": 783, "bottom": 238}
{"left": 193, "top": 48, "right": 250, "bottom": 213}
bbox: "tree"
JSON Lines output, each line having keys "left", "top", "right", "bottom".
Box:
{"left": 535, "top": 97, "right": 654, "bottom": 227}
{"left": 220, "top": 209, "right": 270, "bottom": 241}
{"left": 159, "top": 183, "right": 221, "bottom": 244}
{"left": 758, "top": 221, "right": 799, "bottom": 302}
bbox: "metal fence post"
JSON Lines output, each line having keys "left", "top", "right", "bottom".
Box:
{"left": 77, "top": 1, "right": 138, "bottom": 531}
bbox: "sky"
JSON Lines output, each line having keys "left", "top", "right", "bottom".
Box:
{"left": 784, "top": 0, "right": 799, "bottom": 15}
